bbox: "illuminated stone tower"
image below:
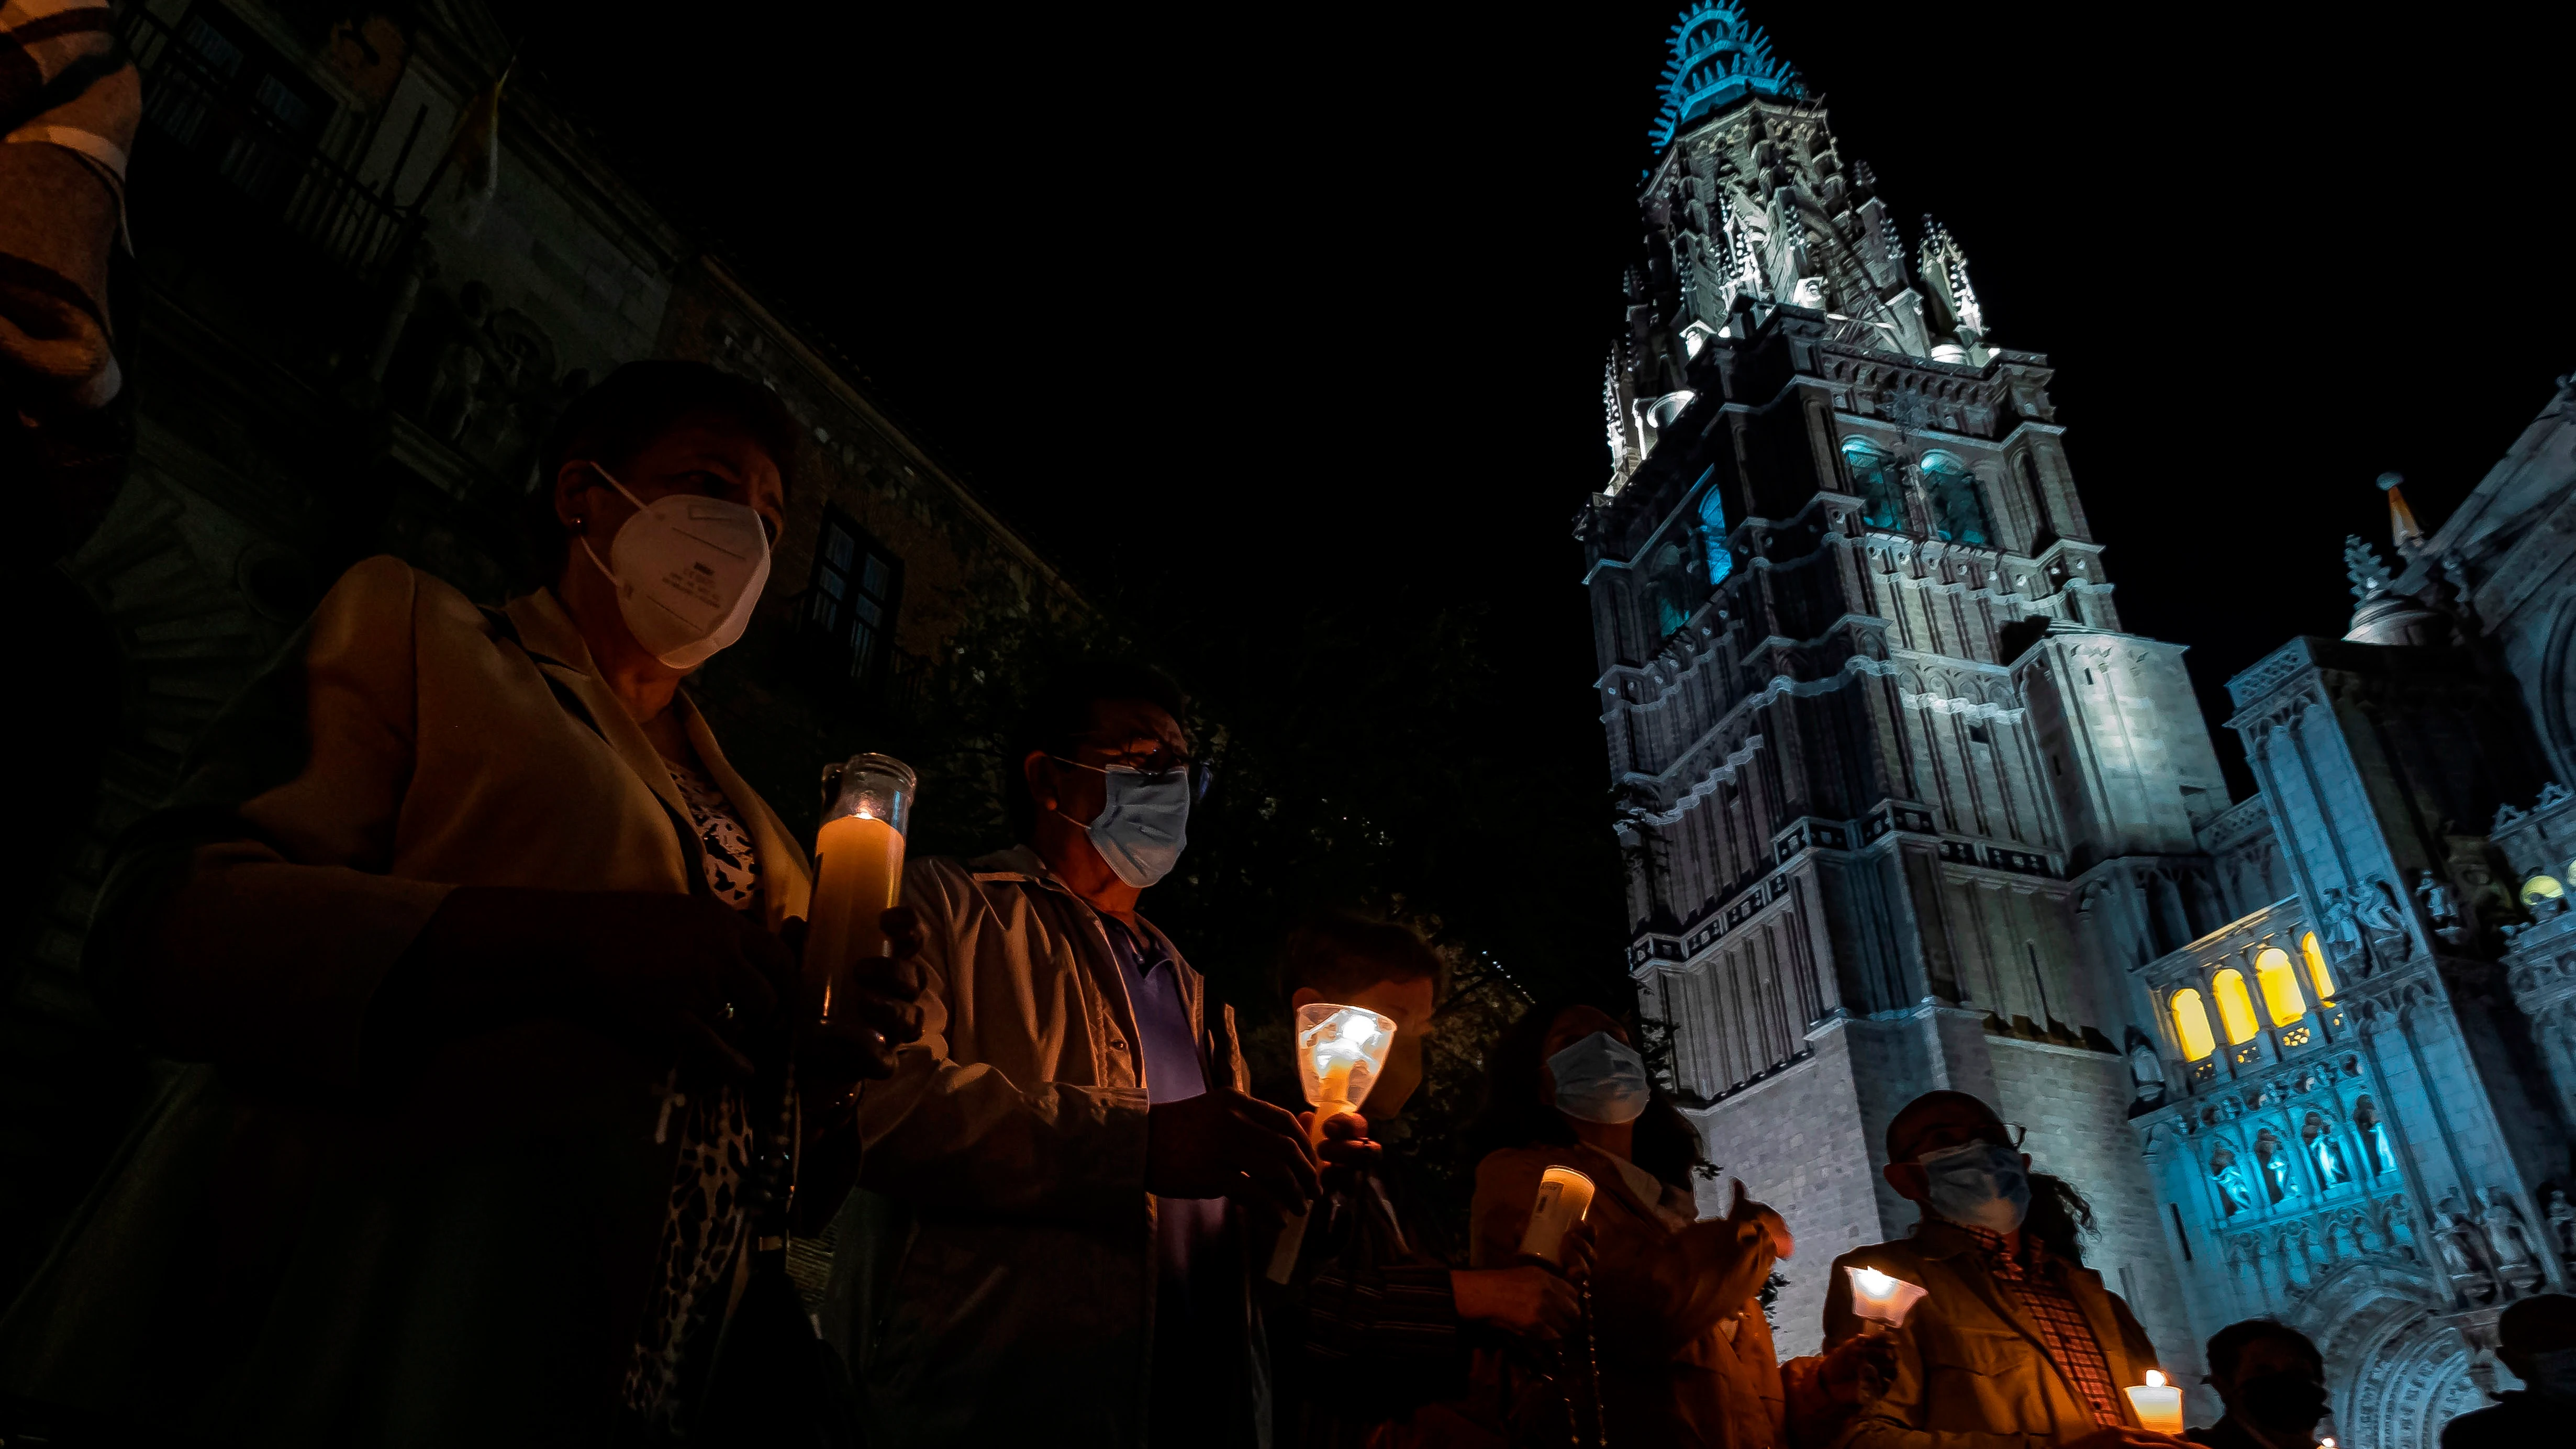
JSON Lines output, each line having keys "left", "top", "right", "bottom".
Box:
{"left": 1580, "top": 15, "right": 2576, "bottom": 1446}
{"left": 1579, "top": 0, "right": 2226, "bottom": 1386}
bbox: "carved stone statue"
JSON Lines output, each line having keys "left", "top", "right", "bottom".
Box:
{"left": 2434, "top": 1195, "right": 2497, "bottom": 1295}
{"left": 2307, "top": 1129, "right": 2351, "bottom": 1188}
{"left": 2351, "top": 880, "right": 2411, "bottom": 970}
{"left": 2481, "top": 1186, "right": 2544, "bottom": 1290}
{"left": 2319, "top": 887, "right": 2365, "bottom": 961}
{"left": 2546, "top": 1187, "right": 2576, "bottom": 1258}
{"left": 2255, "top": 1130, "right": 2300, "bottom": 1203}
{"left": 2125, "top": 1027, "right": 2167, "bottom": 1114}
{"left": 2416, "top": 870, "right": 2465, "bottom": 945}
{"left": 2211, "top": 1147, "right": 2256, "bottom": 1216}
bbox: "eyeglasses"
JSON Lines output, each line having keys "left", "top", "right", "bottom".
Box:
{"left": 1049, "top": 751, "right": 1216, "bottom": 802}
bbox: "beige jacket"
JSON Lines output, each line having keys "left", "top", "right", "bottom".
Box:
{"left": 830, "top": 846, "right": 1259, "bottom": 1447}
{"left": 1472, "top": 1145, "right": 1781, "bottom": 1449}
{"left": 1824, "top": 1222, "right": 2161, "bottom": 1449}
{"left": 0, "top": 557, "right": 811, "bottom": 1445}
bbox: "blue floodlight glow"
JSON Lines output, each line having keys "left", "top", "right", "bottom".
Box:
{"left": 1698, "top": 479, "right": 1733, "bottom": 586}
{"left": 1649, "top": 3, "right": 1805, "bottom": 152}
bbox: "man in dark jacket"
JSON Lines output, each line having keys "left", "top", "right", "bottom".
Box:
{"left": 1266, "top": 912, "right": 1581, "bottom": 1447}
{"left": 2443, "top": 1294, "right": 2576, "bottom": 1449}
{"left": 2184, "top": 1320, "right": 2327, "bottom": 1449}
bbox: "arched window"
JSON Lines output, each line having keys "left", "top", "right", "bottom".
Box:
{"left": 2211, "top": 968, "right": 2259, "bottom": 1045}
{"left": 2300, "top": 931, "right": 2335, "bottom": 1001}
{"left": 1698, "top": 483, "right": 1734, "bottom": 587}
{"left": 2017, "top": 451, "right": 2053, "bottom": 539}
{"left": 1842, "top": 439, "right": 1903, "bottom": 530}
{"left": 2523, "top": 873, "right": 2566, "bottom": 908}
{"left": 1647, "top": 541, "right": 1693, "bottom": 637}
{"left": 2254, "top": 946, "right": 2306, "bottom": 1025}
{"left": 1921, "top": 452, "right": 1991, "bottom": 545}
{"left": 2169, "top": 988, "right": 2216, "bottom": 1061}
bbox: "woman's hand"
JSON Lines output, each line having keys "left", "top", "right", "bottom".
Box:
{"left": 1452, "top": 1266, "right": 1582, "bottom": 1341}
{"left": 1725, "top": 1179, "right": 1794, "bottom": 1258}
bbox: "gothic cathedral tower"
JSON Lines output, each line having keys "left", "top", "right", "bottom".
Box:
{"left": 1579, "top": 3, "right": 2228, "bottom": 1385}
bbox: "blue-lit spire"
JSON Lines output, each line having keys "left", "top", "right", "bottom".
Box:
{"left": 1648, "top": 2, "right": 1805, "bottom": 151}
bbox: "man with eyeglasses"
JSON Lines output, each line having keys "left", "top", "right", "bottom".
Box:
{"left": 1823, "top": 1090, "right": 2188, "bottom": 1449}
{"left": 828, "top": 660, "right": 1319, "bottom": 1447}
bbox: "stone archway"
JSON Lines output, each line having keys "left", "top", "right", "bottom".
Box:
{"left": 2287, "top": 1258, "right": 2491, "bottom": 1449}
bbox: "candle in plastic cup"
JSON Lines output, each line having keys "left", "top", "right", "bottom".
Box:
{"left": 2125, "top": 1370, "right": 2184, "bottom": 1435}
{"left": 1293, "top": 1003, "right": 1398, "bottom": 1140}
{"left": 1265, "top": 1002, "right": 1398, "bottom": 1284}
{"left": 807, "top": 754, "right": 916, "bottom": 1030}
{"left": 1846, "top": 1264, "right": 1929, "bottom": 1328}
{"left": 1517, "top": 1167, "right": 1596, "bottom": 1265}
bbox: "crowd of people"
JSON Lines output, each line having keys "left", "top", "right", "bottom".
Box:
{"left": 0, "top": 365, "right": 2568, "bottom": 1448}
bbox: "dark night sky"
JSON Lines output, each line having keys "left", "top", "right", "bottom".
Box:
{"left": 528, "top": 1, "right": 2573, "bottom": 803}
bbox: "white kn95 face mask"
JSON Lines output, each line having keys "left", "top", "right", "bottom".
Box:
{"left": 578, "top": 462, "right": 772, "bottom": 671}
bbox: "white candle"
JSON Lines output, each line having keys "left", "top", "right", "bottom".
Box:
{"left": 2125, "top": 1369, "right": 2184, "bottom": 1435}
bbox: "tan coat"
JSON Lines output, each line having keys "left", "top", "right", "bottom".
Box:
{"left": 1824, "top": 1222, "right": 2162, "bottom": 1449}
{"left": 1471, "top": 1145, "right": 1781, "bottom": 1449}
{"left": 831, "top": 845, "right": 1261, "bottom": 1447}
{"left": 0, "top": 556, "right": 811, "bottom": 1445}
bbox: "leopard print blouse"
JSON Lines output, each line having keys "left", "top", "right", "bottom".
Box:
{"left": 621, "top": 760, "right": 762, "bottom": 1426}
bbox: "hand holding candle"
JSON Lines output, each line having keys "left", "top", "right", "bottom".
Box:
{"left": 2125, "top": 1369, "right": 2184, "bottom": 1436}
{"left": 1845, "top": 1264, "right": 1929, "bottom": 1328}
{"left": 806, "top": 755, "right": 919, "bottom": 1075}
{"left": 1517, "top": 1166, "right": 1598, "bottom": 1266}
{"left": 1264, "top": 1002, "right": 1398, "bottom": 1283}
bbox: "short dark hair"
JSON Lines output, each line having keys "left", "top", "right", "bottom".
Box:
{"left": 1277, "top": 912, "right": 1445, "bottom": 1002}
{"left": 2499, "top": 1293, "right": 2576, "bottom": 1355}
{"left": 521, "top": 360, "right": 802, "bottom": 587}
{"left": 1884, "top": 1089, "right": 2006, "bottom": 1163}
{"left": 1003, "top": 659, "right": 1190, "bottom": 841}
{"left": 2204, "top": 1319, "right": 2321, "bottom": 1382}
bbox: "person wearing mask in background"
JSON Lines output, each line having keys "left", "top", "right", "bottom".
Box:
{"left": 1825, "top": 1090, "right": 2185, "bottom": 1449}
{"left": 831, "top": 661, "right": 1321, "bottom": 1447}
{"left": 2185, "top": 1320, "right": 2328, "bottom": 1449}
{"left": 0, "top": 362, "right": 926, "bottom": 1446}
{"left": 1468, "top": 998, "right": 1889, "bottom": 1449}
{"left": 1266, "top": 912, "right": 1588, "bottom": 1448}
{"left": 2441, "top": 1294, "right": 2576, "bottom": 1449}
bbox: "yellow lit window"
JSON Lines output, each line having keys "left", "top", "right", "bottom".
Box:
{"left": 2301, "top": 931, "right": 2335, "bottom": 1001}
{"left": 2212, "top": 968, "right": 2259, "bottom": 1045}
{"left": 2170, "top": 988, "right": 2216, "bottom": 1061}
{"left": 2255, "top": 946, "right": 2306, "bottom": 1025}
{"left": 2523, "top": 874, "right": 2565, "bottom": 908}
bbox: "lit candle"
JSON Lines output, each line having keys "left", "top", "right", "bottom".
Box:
{"left": 1516, "top": 1166, "right": 1597, "bottom": 1265}
{"left": 1265, "top": 1002, "right": 1399, "bottom": 1283}
{"left": 2125, "top": 1369, "right": 2184, "bottom": 1435}
{"left": 808, "top": 755, "right": 916, "bottom": 1032}
{"left": 1845, "top": 1263, "right": 1928, "bottom": 1327}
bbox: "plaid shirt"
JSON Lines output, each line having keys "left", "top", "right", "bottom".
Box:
{"left": 1954, "top": 1224, "right": 2126, "bottom": 1425}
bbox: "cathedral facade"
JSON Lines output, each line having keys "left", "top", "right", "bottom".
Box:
{"left": 1580, "top": 8, "right": 2576, "bottom": 1445}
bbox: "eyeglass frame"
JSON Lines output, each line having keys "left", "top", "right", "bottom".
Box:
{"left": 1046, "top": 751, "right": 1216, "bottom": 804}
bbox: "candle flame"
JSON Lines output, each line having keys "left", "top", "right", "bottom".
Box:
{"left": 1855, "top": 1267, "right": 1896, "bottom": 1297}
{"left": 2145, "top": 1370, "right": 2166, "bottom": 1388}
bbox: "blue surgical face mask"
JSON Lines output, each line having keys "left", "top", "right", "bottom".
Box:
{"left": 1919, "top": 1140, "right": 2031, "bottom": 1233}
{"left": 1547, "top": 1031, "right": 1653, "bottom": 1125}
{"left": 1069, "top": 764, "right": 1191, "bottom": 889}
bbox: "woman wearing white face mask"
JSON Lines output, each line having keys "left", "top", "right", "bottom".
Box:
{"left": 0, "top": 362, "right": 924, "bottom": 1446}
{"left": 1466, "top": 1000, "right": 1887, "bottom": 1449}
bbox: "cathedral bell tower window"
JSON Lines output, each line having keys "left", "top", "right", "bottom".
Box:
{"left": 1842, "top": 439, "right": 1903, "bottom": 531}
{"left": 2168, "top": 988, "right": 2216, "bottom": 1062}
{"left": 2254, "top": 946, "right": 2306, "bottom": 1026}
{"left": 2299, "top": 931, "right": 2336, "bottom": 1001}
{"left": 2210, "top": 968, "right": 2259, "bottom": 1046}
{"left": 1920, "top": 452, "right": 1991, "bottom": 546}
